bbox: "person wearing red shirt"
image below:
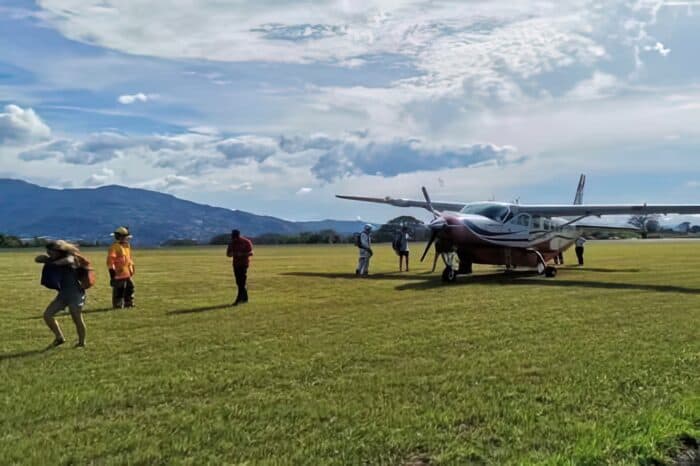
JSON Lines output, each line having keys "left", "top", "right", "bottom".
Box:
{"left": 226, "top": 229, "right": 254, "bottom": 305}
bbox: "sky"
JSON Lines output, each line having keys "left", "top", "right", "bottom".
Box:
{"left": 1, "top": 0, "right": 699, "bottom": 223}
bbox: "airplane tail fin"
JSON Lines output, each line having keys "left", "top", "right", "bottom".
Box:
{"left": 573, "top": 174, "right": 586, "bottom": 205}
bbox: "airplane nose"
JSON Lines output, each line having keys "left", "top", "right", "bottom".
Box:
{"left": 428, "top": 217, "right": 447, "bottom": 231}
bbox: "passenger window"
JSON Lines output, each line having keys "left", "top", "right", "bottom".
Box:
{"left": 514, "top": 214, "right": 530, "bottom": 226}
{"left": 543, "top": 218, "right": 551, "bottom": 230}
{"left": 531, "top": 215, "right": 541, "bottom": 229}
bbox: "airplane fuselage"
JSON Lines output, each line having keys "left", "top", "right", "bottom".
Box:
{"left": 434, "top": 202, "right": 581, "bottom": 268}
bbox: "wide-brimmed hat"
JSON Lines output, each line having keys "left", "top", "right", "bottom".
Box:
{"left": 46, "top": 239, "right": 79, "bottom": 254}
{"left": 112, "top": 226, "right": 132, "bottom": 238}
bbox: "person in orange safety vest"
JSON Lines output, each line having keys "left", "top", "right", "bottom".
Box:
{"left": 107, "top": 226, "right": 135, "bottom": 308}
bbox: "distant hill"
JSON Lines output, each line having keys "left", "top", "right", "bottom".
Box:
{"left": 0, "top": 179, "right": 365, "bottom": 245}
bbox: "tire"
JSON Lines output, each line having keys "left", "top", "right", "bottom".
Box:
{"left": 544, "top": 266, "right": 557, "bottom": 278}
{"left": 442, "top": 267, "right": 457, "bottom": 283}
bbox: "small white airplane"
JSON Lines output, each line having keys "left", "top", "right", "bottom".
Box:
{"left": 337, "top": 175, "right": 700, "bottom": 282}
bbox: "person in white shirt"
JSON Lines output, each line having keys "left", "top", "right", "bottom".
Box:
{"left": 397, "top": 226, "right": 411, "bottom": 272}
{"left": 356, "top": 224, "right": 373, "bottom": 276}
{"left": 575, "top": 236, "right": 587, "bottom": 266}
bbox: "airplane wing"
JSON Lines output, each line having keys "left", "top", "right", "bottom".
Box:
{"left": 515, "top": 204, "right": 700, "bottom": 217}
{"left": 335, "top": 195, "right": 465, "bottom": 212}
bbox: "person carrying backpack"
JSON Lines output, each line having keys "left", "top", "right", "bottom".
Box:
{"left": 396, "top": 226, "right": 411, "bottom": 272}
{"left": 355, "top": 224, "right": 373, "bottom": 276}
{"left": 107, "top": 226, "right": 135, "bottom": 308}
{"left": 35, "top": 240, "right": 89, "bottom": 347}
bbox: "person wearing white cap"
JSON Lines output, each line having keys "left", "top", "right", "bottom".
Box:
{"left": 356, "top": 224, "right": 374, "bottom": 276}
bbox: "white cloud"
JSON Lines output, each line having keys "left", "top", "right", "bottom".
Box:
{"left": 0, "top": 104, "right": 51, "bottom": 144}
{"left": 117, "top": 92, "right": 155, "bottom": 104}
{"left": 138, "top": 174, "right": 194, "bottom": 191}
{"left": 308, "top": 138, "right": 522, "bottom": 182}
{"left": 83, "top": 167, "right": 115, "bottom": 186}
{"left": 645, "top": 41, "right": 671, "bottom": 56}
{"left": 216, "top": 135, "right": 278, "bottom": 162}
{"left": 19, "top": 132, "right": 187, "bottom": 165}
{"left": 35, "top": 1, "right": 613, "bottom": 104}
{"left": 296, "top": 187, "right": 313, "bottom": 195}
{"left": 566, "top": 72, "right": 619, "bottom": 100}
{"left": 232, "top": 182, "right": 254, "bottom": 191}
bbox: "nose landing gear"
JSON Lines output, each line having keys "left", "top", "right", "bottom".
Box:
{"left": 442, "top": 266, "right": 457, "bottom": 283}
{"left": 528, "top": 248, "right": 558, "bottom": 278}
{"left": 440, "top": 251, "right": 472, "bottom": 283}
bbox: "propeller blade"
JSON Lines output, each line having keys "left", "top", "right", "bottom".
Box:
{"left": 420, "top": 231, "right": 436, "bottom": 262}
{"left": 431, "top": 239, "right": 440, "bottom": 272}
{"left": 421, "top": 186, "right": 438, "bottom": 217}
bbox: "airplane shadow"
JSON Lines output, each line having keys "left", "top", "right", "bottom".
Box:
{"left": 395, "top": 273, "right": 700, "bottom": 294}
{"left": 284, "top": 271, "right": 700, "bottom": 295}
{"left": 557, "top": 267, "right": 642, "bottom": 273}
{"left": 167, "top": 304, "right": 232, "bottom": 315}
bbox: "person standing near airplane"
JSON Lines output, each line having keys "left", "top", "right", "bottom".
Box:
{"left": 554, "top": 251, "right": 564, "bottom": 265}
{"left": 107, "top": 226, "right": 135, "bottom": 308}
{"left": 356, "top": 224, "right": 373, "bottom": 276}
{"left": 575, "top": 236, "right": 587, "bottom": 266}
{"left": 227, "top": 229, "right": 253, "bottom": 305}
{"left": 397, "top": 226, "right": 411, "bottom": 272}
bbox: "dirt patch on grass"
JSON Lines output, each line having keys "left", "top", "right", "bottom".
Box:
{"left": 672, "top": 434, "right": 699, "bottom": 466}
{"left": 402, "top": 453, "right": 432, "bottom": 465}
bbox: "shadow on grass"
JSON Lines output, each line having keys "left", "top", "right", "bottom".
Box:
{"left": 558, "top": 266, "right": 642, "bottom": 273}
{"left": 282, "top": 271, "right": 430, "bottom": 281}
{"left": 0, "top": 345, "right": 57, "bottom": 361}
{"left": 396, "top": 273, "right": 700, "bottom": 295}
{"left": 23, "top": 307, "right": 118, "bottom": 320}
{"left": 284, "top": 271, "right": 700, "bottom": 295}
{"left": 167, "top": 304, "right": 231, "bottom": 315}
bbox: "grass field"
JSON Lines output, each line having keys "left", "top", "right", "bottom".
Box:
{"left": 1, "top": 242, "right": 699, "bottom": 465}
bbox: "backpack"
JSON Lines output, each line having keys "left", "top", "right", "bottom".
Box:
{"left": 353, "top": 232, "right": 362, "bottom": 247}
{"left": 391, "top": 232, "right": 402, "bottom": 253}
{"left": 41, "top": 263, "right": 63, "bottom": 290}
{"left": 74, "top": 253, "right": 96, "bottom": 290}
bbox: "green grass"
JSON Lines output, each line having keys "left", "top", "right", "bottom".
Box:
{"left": 1, "top": 242, "right": 698, "bottom": 465}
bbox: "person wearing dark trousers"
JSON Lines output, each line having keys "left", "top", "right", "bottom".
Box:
{"left": 397, "top": 226, "right": 411, "bottom": 272}
{"left": 575, "top": 236, "right": 587, "bottom": 266}
{"left": 107, "top": 226, "right": 135, "bottom": 308}
{"left": 226, "top": 229, "right": 254, "bottom": 306}
{"left": 554, "top": 251, "right": 564, "bottom": 265}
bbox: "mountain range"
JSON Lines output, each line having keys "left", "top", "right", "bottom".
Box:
{"left": 0, "top": 179, "right": 366, "bottom": 245}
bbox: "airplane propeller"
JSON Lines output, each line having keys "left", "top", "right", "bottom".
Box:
{"left": 420, "top": 216, "right": 447, "bottom": 262}
{"left": 419, "top": 187, "right": 447, "bottom": 265}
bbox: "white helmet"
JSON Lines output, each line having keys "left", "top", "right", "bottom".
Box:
{"left": 363, "top": 223, "right": 373, "bottom": 231}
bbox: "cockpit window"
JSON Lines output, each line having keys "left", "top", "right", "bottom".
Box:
{"left": 459, "top": 204, "right": 511, "bottom": 222}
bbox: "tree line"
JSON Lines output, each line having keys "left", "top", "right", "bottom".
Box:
{"left": 0, "top": 234, "right": 107, "bottom": 248}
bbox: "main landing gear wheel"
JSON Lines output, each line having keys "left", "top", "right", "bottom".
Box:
{"left": 544, "top": 266, "right": 557, "bottom": 278}
{"left": 537, "top": 262, "right": 546, "bottom": 275}
{"left": 442, "top": 266, "right": 457, "bottom": 283}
